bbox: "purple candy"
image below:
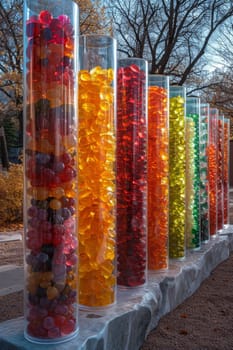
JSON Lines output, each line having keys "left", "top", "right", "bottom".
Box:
{"left": 48, "top": 327, "right": 61, "bottom": 338}
{"left": 43, "top": 316, "right": 55, "bottom": 330}
{"left": 27, "top": 205, "right": 38, "bottom": 217}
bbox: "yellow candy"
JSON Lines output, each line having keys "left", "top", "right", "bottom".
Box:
{"left": 79, "top": 70, "right": 91, "bottom": 81}
{"left": 169, "top": 95, "right": 186, "bottom": 259}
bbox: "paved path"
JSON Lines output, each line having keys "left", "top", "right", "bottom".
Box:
{"left": 0, "top": 265, "right": 24, "bottom": 297}
{"left": 0, "top": 231, "right": 22, "bottom": 243}
{"left": 0, "top": 231, "right": 23, "bottom": 297}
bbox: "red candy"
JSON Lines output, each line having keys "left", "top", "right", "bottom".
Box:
{"left": 58, "top": 15, "right": 70, "bottom": 25}
{"left": 61, "top": 319, "right": 75, "bottom": 334}
{"left": 39, "top": 10, "right": 53, "bottom": 25}
{"left": 54, "top": 315, "right": 66, "bottom": 327}
{"left": 116, "top": 62, "right": 147, "bottom": 287}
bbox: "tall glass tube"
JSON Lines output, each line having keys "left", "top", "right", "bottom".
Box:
{"left": 223, "top": 118, "right": 230, "bottom": 227}
{"left": 78, "top": 35, "right": 117, "bottom": 308}
{"left": 148, "top": 75, "right": 169, "bottom": 271}
{"left": 209, "top": 108, "right": 218, "bottom": 238}
{"left": 185, "top": 97, "right": 200, "bottom": 250}
{"left": 217, "top": 115, "right": 224, "bottom": 232}
{"left": 23, "top": 0, "right": 79, "bottom": 343}
{"left": 200, "top": 104, "right": 210, "bottom": 243}
{"left": 117, "top": 58, "right": 148, "bottom": 288}
{"left": 169, "top": 86, "right": 186, "bottom": 259}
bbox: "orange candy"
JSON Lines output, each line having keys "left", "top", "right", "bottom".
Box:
{"left": 49, "top": 187, "right": 65, "bottom": 199}
{"left": 148, "top": 85, "right": 169, "bottom": 270}
{"left": 49, "top": 198, "right": 62, "bottom": 210}
{"left": 78, "top": 66, "right": 116, "bottom": 307}
{"left": 47, "top": 286, "right": 59, "bottom": 300}
{"left": 31, "top": 187, "right": 49, "bottom": 201}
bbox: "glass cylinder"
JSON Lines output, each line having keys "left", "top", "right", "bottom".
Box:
{"left": 223, "top": 118, "right": 230, "bottom": 227}
{"left": 23, "top": 0, "right": 79, "bottom": 344}
{"left": 185, "top": 97, "right": 200, "bottom": 250}
{"left": 78, "top": 35, "right": 117, "bottom": 308}
{"left": 217, "top": 115, "right": 224, "bottom": 232}
{"left": 148, "top": 75, "right": 169, "bottom": 271}
{"left": 209, "top": 108, "right": 218, "bottom": 238}
{"left": 200, "top": 104, "right": 210, "bottom": 243}
{"left": 169, "top": 86, "right": 186, "bottom": 259}
{"left": 117, "top": 58, "right": 148, "bottom": 288}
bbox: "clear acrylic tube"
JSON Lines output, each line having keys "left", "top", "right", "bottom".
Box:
{"left": 169, "top": 86, "right": 186, "bottom": 259}
{"left": 117, "top": 58, "right": 148, "bottom": 287}
{"left": 200, "top": 104, "right": 210, "bottom": 243}
{"left": 223, "top": 118, "right": 230, "bottom": 227}
{"left": 23, "top": 0, "right": 79, "bottom": 343}
{"left": 209, "top": 108, "right": 218, "bottom": 238}
{"left": 217, "top": 115, "right": 224, "bottom": 232}
{"left": 148, "top": 74, "right": 169, "bottom": 271}
{"left": 185, "top": 97, "right": 200, "bottom": 250}
{"left": 78, "top": 35, "right": 117, "bottom": 308}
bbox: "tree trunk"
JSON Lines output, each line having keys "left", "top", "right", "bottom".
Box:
{"left": 0, "top": 126, "right": 9, "bottom": 170}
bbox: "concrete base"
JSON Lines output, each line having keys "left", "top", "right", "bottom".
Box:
{"left": 1, "top": 226, "right": 233, "bottom": 350}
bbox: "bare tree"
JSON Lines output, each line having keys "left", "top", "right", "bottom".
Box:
{"left": 0, "top": 0, "right": 23, "bottom": 120}
{"left": 107, "top": 0, "right": 233, "bottom": 86}
{"left": 200, "top": 19, "right": 233, "bottom": 131}
{"left": 0, "top": 0, "right": 23, "bottom": 164}
{"left": 75, "top": 0, "right": 111, "bottom": 35}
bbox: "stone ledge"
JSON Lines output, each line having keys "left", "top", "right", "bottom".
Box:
{"left": 0, "top": 226, "right": 233, "bottom": 350}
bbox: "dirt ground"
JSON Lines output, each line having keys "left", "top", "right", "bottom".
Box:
{"left": 141, "top": 192, "right": 233, "bottom": 350}
{"left": 140, "top": 250, "right": 233, "bottom": 350}
{"left": 0, "top": 238, "right": 23, "bottom": 323}
{"left": 0, "top": 239, "right": 23, "bottom": 267}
